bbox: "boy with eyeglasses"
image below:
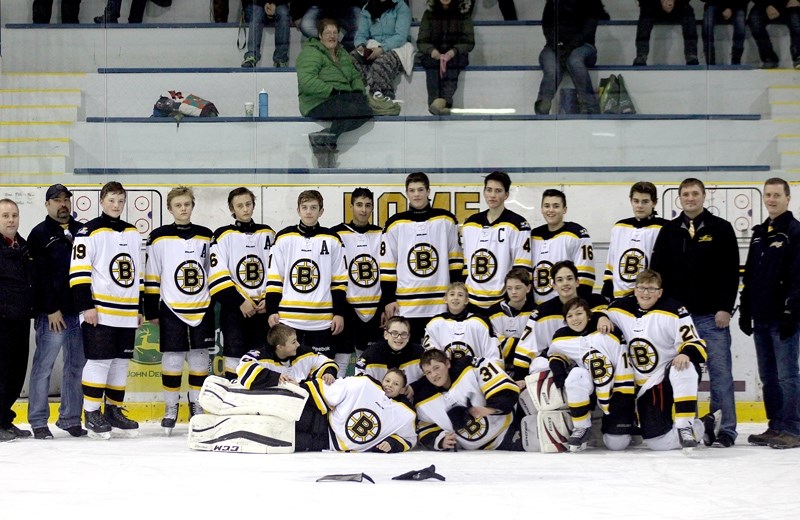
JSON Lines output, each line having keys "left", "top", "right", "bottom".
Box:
{"left": 356, "top": 316, "right": 425, "bottom": 392}
{"left": 606, "top": 269, "right": 718, "bottom": 451}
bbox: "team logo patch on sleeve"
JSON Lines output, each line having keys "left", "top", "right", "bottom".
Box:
{"left": 470, "top": 249, "right": 498, "bottom": 282}
{"left": 349, "top": 254, "right": 379, "bottom": 288}
{"left": 109, "top": 253, "right": 136, "bottom": 287}
{"left": 346, "top": 409, "right": 381, "bottom": 444}
{"left": 407, "top": 243, "right": 439, "bottom": 277}
{"left": 290, "top": 259, "right": 320, "bottom": 293}
{"left": 236, "top": 255, "right": 265, "bottom": 289}
{"left": 175, "top": 260, "right": 205, "bottom": 294}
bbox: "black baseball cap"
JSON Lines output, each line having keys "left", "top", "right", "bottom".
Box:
{"left": 46, "top": 184, "right": 73, "bottom": 200}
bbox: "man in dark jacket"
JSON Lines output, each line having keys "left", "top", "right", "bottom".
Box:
{"left": 650, "top": 178, "right": 739, "bottom": 447}
{"left": 534, "top": 0, "right": 604, "bottom": 115}
{"left": 633, "top": 0, "right": 699, "bottom": 65}
{"left": 26, "top": 184, "right": 87, "bottom": 440}
{"left": 740, "top": 178, "right": 800, "bottom": 449}
{"left": 0, "top": 199, "right": 36, "bottom": 441}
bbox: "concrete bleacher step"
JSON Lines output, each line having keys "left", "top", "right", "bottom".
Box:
{"left": 778, "top": 135, "right": 800, "bottom": 153}
{"left": 0, "top": 89, "right": 83, "bottom": 105}
{"left": 0, "top": 105, "right": 79, "bottom": 121}
{"left": 69, "top": 116, "right": 773, "bottom": 174}
{"left": 0, "top": 121, "right": 74, "bottom": 139}
{"left": 3, "top": 22, "right": 796, "bottom": 72}
{"left": 0, "top": 73, "right": 88, "bottom": 89}
{"left": 780, "top": 152, "right": 800, "bottom": 169}
{"left": 0, "top": 138, "right": 71, "bottom": 155}
{"left": 0, "top": 154, "right": 67, "bottom": 175}
{"left": 768, "top": 86, "right": 800, "bottom": 103}
{"left": 85, "top": 68, "right": 773, "bottom": 118}
{"left": 770, "top": 102, "right": 800, "bottom": 117}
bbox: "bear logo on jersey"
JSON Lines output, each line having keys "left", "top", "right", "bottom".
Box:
{"left": 456, "top": 416, "right": 488, "bottom": 441}
{"left": 175, "top": 260, "right": 205, "bottom": 295}
{"left": 445, "top": 342, "right": 474, "bottom": 360}
{"left": 533, "top": 260, "right": 554, "bottom": 296}
{"left": 407, "top": 243, "right": 439, "bottom": 277}
{"left": 470, "top": 248, "right": 498, "bottom": 282}
{"left": 628, "top": 339, "right": 658, "bottom": 373}
{"left": 346, "top": 408, "right": 382, "bottom": 444}
{"left": 290, "top": 259, "right": 320, "bottom": 293}
{"left": 236, "top": 255, "right": 265, "bottom": 289}
{"left": 109, "top": 253, "right": 136, "bottom": 288}
{"left": 582, "top": 350, "right": 613, "bottom": 386}
{"left": 618, "top": 248, "right": 647, "bottom": 282}
{"left": 349, "top": 254, "right": 379, "bottom": 288}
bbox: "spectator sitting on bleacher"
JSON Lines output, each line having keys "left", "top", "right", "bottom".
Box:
{"left": 534, "top": 0, "right": 605, "bottom": 115}
{"left": 748, "top": 0, "right": 800, "bottom": 69}
{"left": 241, "top": 1, "right": 292, "bottom": 67}
{"left": 297, "top": 17, "right": 373, "bottom": 152}
{"left": 633, "top": 0, "right": 700, "bottom": 66}
{"left": 32, "top": 0, "right": 81, "bottom": 23}
{"left": 468, "top": 0, "right": 518, "bottom": 20}
{"left": 416, "top": 0, "right": 475, "bottom": 116}
{"left": 94, "top": 0, "right": 171, "bottom": 24}
{"left": 299, "top": 1, "right": 363, "bottom": 51}
{"left": 701, "top": 0, "right": 749, "bottom": 65}
{"left": 350, "top": 0, "right": 412, "bottom": 113}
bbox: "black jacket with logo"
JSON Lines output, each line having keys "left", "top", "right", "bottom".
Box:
{"left": 27, "top": 215, "right": 82, "bottom": 316}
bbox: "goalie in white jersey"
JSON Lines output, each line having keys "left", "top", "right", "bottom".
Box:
{"left": 381, "top": 172, "right": 463, "bottom": 343}
{"left": 547, "top": 297, "right": 635, "bottom": 451}
{"left": 412, "top": 349, "right": 521, "bottom": 451}
{"left": 69, "top": 182, "right": 143, "bottom": 438}
{"left": 606, "top": 270, "right": 718, "bottom": 450}
{"left": 208, "top": 187, "right": 275, "bottom": 379}
{"left": 424, "top": 282, "right": 502, "bottom": 362}
{"left": 144, "top": 186, "right": 214, "bottom": 432}
{"left": 530, "top": 189, "right": 595, "bottom": 304}
{"left": 461, "top": 171, "right": 532, "bottom": 309}
{"left": 602, "top": 182, "right": 668, "bottom": 300}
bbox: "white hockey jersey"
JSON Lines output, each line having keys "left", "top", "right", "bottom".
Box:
{"left": 530, "top": 221, "right": 595, "bottom": 304}
{"left": 236, "top": 345, "right": 338, "bottom": 389}
{"left": 603, "top": 216, "right": 668, "bottom": 299}
{"left": 381, "top": 206, "right": 463, "bottom": 318}
{"left": 331, "top": 222, "right": 382, "bottom": 322}
{"left": 423, "top": 312, "right": 502, "bottom": 362}
{"left": 606, "top": 295, "right": 707, "bottom": 395}
{"left": 461, "top": 209, "right": 531, "bottom": 308}
{"left": 487, "top": 297, "right": 535, "bottom": 365}
{"left": 144, "top": 223, "right": 213, "bottom": 326}
{"left": 305, "top": 375, "right": 417, "bottom": 452}
{"left": 412, "top": 357, "right": 520, "bottom": 451}
{"left": 355, "top": 340, "right": 425, "bottom": 385}
{"left": 208, "top": 221, "right": 274, "bottom": 305}
{"left": 69, "top": 214, "right": 143, "bottom": 328}
{"left": 265, "top": 224, "right": 347, "bottom": 331}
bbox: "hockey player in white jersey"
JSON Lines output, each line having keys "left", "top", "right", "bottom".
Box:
{"left": 547, "top": 297, "right": 635, "bottom": 451}
{"left": 69, "top": 182, "right": 143, "bottom": 439}
{"left": 424, "top": 282, "right": 502, "bottom": 362}
{"left": 144, "top": 186, "right": 214, "bottom": 433}
{"left": 381, "top": 172, "right": 463, "bottom": 343}
{"left": 237, "top": 324, "right": 338, "bottom": 389}
{"left": 266, "top": 190, "right": 347, "bottom": 358}
{"left": 208, "top": 187, "right": 275, "bottom": 379}
{"left": 487, "top": 268, "right": 535, "bottom": 372}
{"left": 606, "top": 270, "right": 718, "bottom": 451}
{"left": 514, "top": 261, "right": 611, "bottom": 384}
{"left": 602, "top": 182, "right": 667, "bottom": 300}
{"left": 530, "top": 189, "right": 595, "bottom": 304}
{"left": 330, "top": 188, "right": 383, "bottom": 376}
{"left": 461, "top": 171, "right": 531, "bottom": 309}
{"left": 356, "top": 316, "right": 425, "bottom": 389}
{"left": 412, "top": 349, "right": 521, "bottom": 451}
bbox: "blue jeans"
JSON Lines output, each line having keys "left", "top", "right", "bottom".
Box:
{"left": 753, "top": 319, "right": 800, "bottom": 436}
{"left": 702, "top": 5, "right": 746, "bottom": 65}
{"left": 537, "top": 44, "right": 599, "bottom": 114}
{"left": 244, "top": 3, "right": 290, "bottom": 64}
{"left": 299, "top": 5, "right": 360, "bottom": 51}
{"left": 27, "top": 313, "right": 85, "bottom": 429}
{"left": 748, "top": 6, "right": 800, "bottom": 64}
{"left": 694, "top": 313, "right": 737, "bottom": 439}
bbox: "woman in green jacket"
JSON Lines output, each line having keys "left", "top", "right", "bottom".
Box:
{"left": 297, "top": 17, "right": 373, "bottom": 153}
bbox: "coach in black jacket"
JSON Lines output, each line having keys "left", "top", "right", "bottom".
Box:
{"left": 650, "top": 178, "right": 739, "bottom": 446}
{"left": 0, "top": 198, "right": 36, "bottom": 441}
{"left": 740, "top": 178, "right": 800, "bottom": 449}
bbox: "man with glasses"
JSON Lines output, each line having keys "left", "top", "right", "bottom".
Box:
{"left": 650, "top": 178, "right": 739, "bottom": 447}
{"left": 26, "top": 184, "right": 86, "bottom": 439}
{"left": 607, "top": 269, "right": 717, "bottom": 451}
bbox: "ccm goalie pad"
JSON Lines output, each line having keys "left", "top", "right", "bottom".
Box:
{"left": 198, "top": 375, "right": 308, "bottom": 421}
{"left": 188, "top": 414, "right": 295, "bottom": 454}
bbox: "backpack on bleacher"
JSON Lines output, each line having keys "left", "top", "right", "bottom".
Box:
{"left": 598, "top": 75, "right": 636, "bottom": 115}
{"left": 152, "top": 91, "right": 219, "bottom": 118}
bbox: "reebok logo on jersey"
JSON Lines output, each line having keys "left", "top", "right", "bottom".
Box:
{"left": 770, "top": 241, "right": 784, "bottom": 248}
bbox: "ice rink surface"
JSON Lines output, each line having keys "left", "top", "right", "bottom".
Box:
{"left": 2, "top": 422, "right": 798, "bottom": 519}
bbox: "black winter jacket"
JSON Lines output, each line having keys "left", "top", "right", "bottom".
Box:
{"left": 0, "top": 235, "right": 36, "bottom": 321}
{"left": 27, "top": 215, "right": 82, "bottom": 316}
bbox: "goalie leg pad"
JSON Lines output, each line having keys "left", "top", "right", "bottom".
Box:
{"left": 188, "top": 414, "right": 295, "bottom": 454}
{"left": 524, "top": 371, "right": 568, "bottom": 412}
{"left": 520, "top": 414, "right": 540, "bottom": 452}
{"left": 198, "top": 375, "right": 309, "bottom": 421}
{"left": 536, "top": 410, "right": 573, "bottom": 453}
